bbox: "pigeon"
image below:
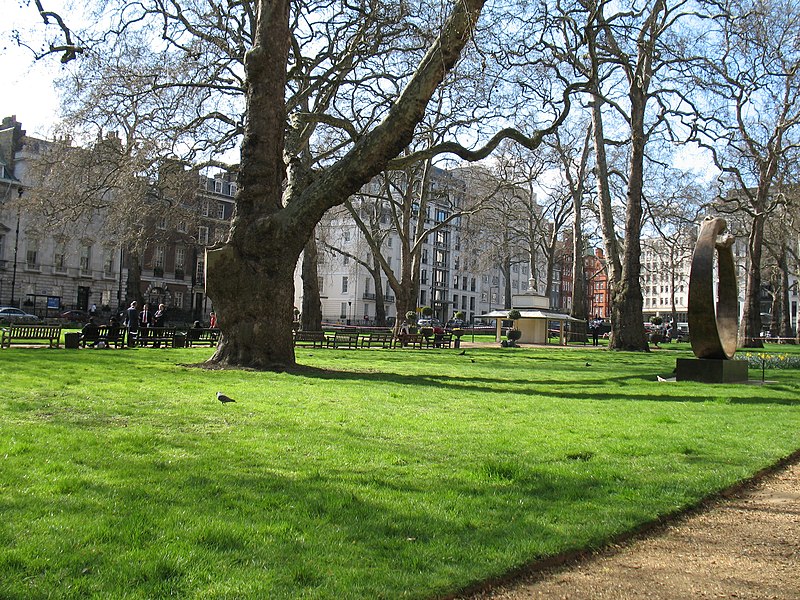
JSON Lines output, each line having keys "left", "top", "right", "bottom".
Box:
{"left": 585, "top": 362, "right": 592, "bottom": 367}
{"left": 458, "top": 350, "right": 467, "bottom": 356}
{"left": 217, "top": 392, "right": 236, "bottom": 403}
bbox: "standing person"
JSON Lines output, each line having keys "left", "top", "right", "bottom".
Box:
{"left": 139, "top": 303, "right": 152, "bottom": 346}
{"left": 125, "top": 301, "right": 139, "bottom": 347}
{"left": 590, "top": 315, "right": 601, "bottom": 346}
{"left": 152, "top": 303, "right": 167, "bottom": 347}
{"left": 89, "top": 303, "right": 98, "bottom": 318}
{"left": 209, "top": 311, "right": 218, "bottom": 329}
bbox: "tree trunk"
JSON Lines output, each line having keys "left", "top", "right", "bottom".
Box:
{"left": 207, "top": 235, "right": 303, "bottom": 369}
{"left": 609, "top": 88, "right": 648, "bottom": 351}
{"left": 301, "top": 235, "right": 322, "bottom": 331}
{"left": 125, "top": 250, "right": 143, "bottom": 305}
{"left": 777, "top": 243, "right": 794, "bottom": 341}
{"left": 739, "top": 212, "right": 765, "bottom": 348}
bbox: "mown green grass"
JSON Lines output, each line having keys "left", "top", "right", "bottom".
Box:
{"left": 1, "top": 344, "right": 799, "bottom": 599}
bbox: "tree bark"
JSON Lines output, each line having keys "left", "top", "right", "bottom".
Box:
{"left": 301, "top": 236, "right": 322, "bottom": 331}
{"left": 739, "top": 211, "right": 765, "bottom": 348}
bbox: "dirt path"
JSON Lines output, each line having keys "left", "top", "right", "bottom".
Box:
{"left": 457, "top": 455, "right": 800, "bottom": 600}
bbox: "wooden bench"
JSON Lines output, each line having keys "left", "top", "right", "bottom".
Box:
{"left": 293, "top": 330, "right": 327, "bottom": 348}
{"left": 1, "top": 324, "right": 62, "bottom": 349}
{"left": 186, "top": 328, "right": 220, "bottom": 347}
{"left": 426, "top": 333, "right": 453, "bottom": 348}
{"left": 328, "top": 331, "right": 360, "bottom": 349}
{"left": 80, "top": 325, "right": 127, "bottom": 348}
{"left": 139, "top": 327, "right": 178, "bottom": 347}
{"left": 361, "top": 332, "right": 395, "bottom": 348}
{"left": 396, "top": 333, "right": 425, "bottom": 349}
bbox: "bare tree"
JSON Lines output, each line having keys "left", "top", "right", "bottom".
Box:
{"left": 554, "top": 0, "right": 705, "bottom": 350}
{"left": 691, "top": 0, "right": 800, "bottom": 347}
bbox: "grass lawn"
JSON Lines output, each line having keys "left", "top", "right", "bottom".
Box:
{"left": 1, "top": 343, "right": 799, "bottom": 599}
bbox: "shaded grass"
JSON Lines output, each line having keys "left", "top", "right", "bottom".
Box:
{"left": 0, "top": 344, "right": 799, "bottom": 599}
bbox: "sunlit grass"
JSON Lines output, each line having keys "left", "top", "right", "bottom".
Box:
{"left": 1, "top": 344, "right": 799, "bottom": 599}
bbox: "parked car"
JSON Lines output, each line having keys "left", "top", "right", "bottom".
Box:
{"left": 417, "top": 318, "right": 445, "bottom": 334}
{"left": 0, "top": 306, "right": 41, "bottom": 324}
{"left": 59, "top": 309, "right": 90, "bottom": 322}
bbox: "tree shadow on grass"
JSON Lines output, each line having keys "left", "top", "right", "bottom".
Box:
{"left": 282, "top": 365, "right": 800, "bottom": 406}
{"left": 0, "top": 442, "right": 661, "bottom": 599}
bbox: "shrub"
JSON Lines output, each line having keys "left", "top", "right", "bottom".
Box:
{"left": 507, "top": 309, "right": 522, "bottom": 321}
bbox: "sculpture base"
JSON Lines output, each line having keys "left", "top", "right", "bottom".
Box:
{"left": 675, "top": 358, "right": 749, "bottom": 383}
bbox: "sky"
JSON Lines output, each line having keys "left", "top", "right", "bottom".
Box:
{"left": 1, "top": 3, "right": 74, "bottom": 138}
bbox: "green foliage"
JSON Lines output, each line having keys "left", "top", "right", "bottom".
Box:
{"left": 421, "top": 305, "right": 433, "bottom": 317}
{"left": 454, "top": 311, "right": 466, "bottom": 320}
{"left": 507, "top": 309, "right": 522, "bottom": 320}
{"left": 650, "top": 315, "right": 663, "bottom": 325}
{"left": 0, "top": 346, "right": 798, "bottom": 598}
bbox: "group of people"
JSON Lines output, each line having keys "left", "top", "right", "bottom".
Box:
{"left": 79, "top": 302, "right": 218, "bottom": 348}
{"left": 79, "top": 315, "right": 122, "bottom": 347}
{"left": 124, "top": 301, "right": 169, "bottom": 346}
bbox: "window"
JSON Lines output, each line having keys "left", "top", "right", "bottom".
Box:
{"left": 177, "top": 220, "right": 188, "bottom": 233}
{"left": 387, "top": 236, "right": 393, "bottom": 248}
{"left": 80, "top": 244, "right": 92, "bottom": 273}
{"left": 453, "top": 275, "right": 459, "bottom": 288}
{"left": 201, "top": 199, "right": 210, "bottom": 217}
{"left": 420, "top": 290, "right": 427, "bottom": 305}
{"left": 175, "top": 247, "right": 186, "bottom": 269}
{"left": 364, "top": 304, "right": 369, "bottom": 319}
{"left": 154, "top": 245, "right": 165, "bottom": 268}
{"left": 471, "top": 278, "right": 476, "bottom": 292}
{"left": 343, "top": 230, "right": 351, "bottom": 242}
{"left": 341, "top": 276, "right": 348, "bottom": 293}
{"left": 422, "top": 248, "right": 428, "bottom": 264}
{"left": 470, "top": 297, "right": 475, "bottom": 311}
{"left": 174, "top": 292, "right": 184, "bottom": 309}
{"left": 453, "top": 294, "right": 458, "bottom": 306}
{"left": 318, "top": 276, "right": 324, "bottom": 294}
{"left": 214, "top": 179, "right": 223, "bottom": 193}
{"left": 340, "top": 302, "right": 348, "bottom": 319}
{"left": 343, "top": 255, "right": 350, "bottom": 265}
{"left": 214, "top": 228, "right": 226, "bottom": 244}
{"left": 26, "top": 241, "right": 39, "bottom": 269}
{"left": 198, "top": 226, "right": 209, "bottom": 245}
{"left": 462, "top": 276, "right": 467, "bottom": 290}
{"left": 421, "top": 269, "right": 428, "bottom": 284}
{"left": 53, "top": 243, "right": 67, "bottom": 273}
{"left": 157, "top": 216, "right": 167, "bottom": 230}
{"left": 196, "top": 255, "right": 205, "bottom": 284}
{"left": 103, "top": 247, "right": 114, "bottom": 276}
{"left": 217, "top": 202, "right": 226, "bottom": 220}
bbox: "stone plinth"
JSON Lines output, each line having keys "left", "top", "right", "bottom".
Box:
{"left": 675, "top": 358, "right": 749, "bottom": 384}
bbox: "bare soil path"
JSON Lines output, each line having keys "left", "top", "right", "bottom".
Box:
{"left": 457, "top": 454, "right": 800, "bottom": 600}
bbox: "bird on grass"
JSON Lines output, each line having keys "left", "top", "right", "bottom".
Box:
{"left": 458, "top": 350, "right": 467, "bottom": 356}
{"left": 217, "top": 392, "right": 236, "bottom": 403}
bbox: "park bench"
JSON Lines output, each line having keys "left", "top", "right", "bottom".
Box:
{"left": 139, "top": 327, "right": 178, "bottom": 347}
{"left": 327, "top": 330, "right": 360, "bottom": 349}
{"left": 0, "top": 324, "right": 62, "bottom": 349}
{"left": 80, "top": 325, "right": 127, "bottom": 348}
{"left": 426, "top": 333, "right": 453, "bottom": 349}
{"left": 293, "top": 330, "right": 327, "bottom": 348}
{"left": 186, "top": 328, "right": 220, "bottom": 347}
{"left": 360, "top": 332, "right": 395, "bottom": 348}
{"left": 396, "top": 333, "right": 424, "bottom": 349}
